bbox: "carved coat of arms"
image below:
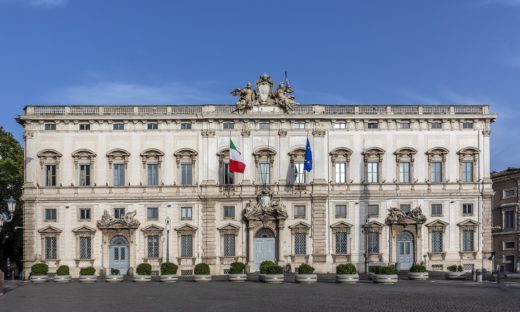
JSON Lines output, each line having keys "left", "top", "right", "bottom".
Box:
{"left": 244, "top": 189, "right": 288, "bottom": 221}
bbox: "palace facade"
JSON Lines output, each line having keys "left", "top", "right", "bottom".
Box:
{"left": 18, "top": 75, "right": 496, "bottom": 277}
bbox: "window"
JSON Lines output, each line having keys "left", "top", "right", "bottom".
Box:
{"left": 181, "top": 163, "right": 193, "bottom": 185}
{"left": 181, "top": 207, "right": 192, "bottom": 220}
{"left": 462, "top": 203, "right": 473, "bottom": 216}
{"left": 114, "top": 208, "right": 125, "bottom": 219}
{"left": 80, "top": 208, "right": 91, "bottom": 220}
{"left": 259, "top": 162, "right": 270, "bottom": 185}
{"left": 147, "top": 163, "right": 159, "bottom": 186}
{"left": 431, "top": 161, "right": 442, "bottom": 183}
{"left": 44, "top": 123, "right": 56, "bottom": 131}
{"left": 79, "top": 237, "right": 92, "bottom": 259}
{"left": 367, "top": 121, "right": 379, "bottom": 129}
{"left": 335, "top": 162, "right": 346, "bottom": 183}
{"left": 293, "top": 122, "right": 305, "bottom": 129}
{"left": 368, "top": 205, "right": 379, "bottom": 217}
{"left": 181, "top": 122, "right": 192, "bottom": 129}
{"left": 223, "top": 234, "right": 235, "bottom": 257}
{"left": 367, "top": 162, "right": 378, "bottom": 183}
{"left": 400, "top": 121, "right": 410, "bottom": 129}
{"left": 400, "top": 204, "right": 411, "bottom": 214}
{"left": 181, "top": 235, "right": 193, "bottom": 257}
{"left": 79, "top": 123, "right": 90, "bottom": 131}
{"left": 504, "top": 210, "right": 515, "bottom": 230}
{"left": 431, "top": 121, "right": 442, "bottom": 129}
{"left": 367, "top": 232, "right": 379, "bottom": 253}
{"left": 147, "top": 123, "right": 158, "bottom": 130}
{"left": 113, "top": 164, "right": 125, "bottom": 186}
{"left": 334, "top": 122, "right": 346, "bottom": 129}
{"left": 462, "top": 122, "right": 473, "bottom": 129}
{"left": 45, "top": 164, "right": 57, "bottom": 186}
{"left": 45, "top": 208, "right": 57, "bottom": 221}
{"left": 431, "top": 204, "right": 443, "bottom": 216}
{"left": 462, "top": 161, "right": 473, "bottom": 182}
{"left": 45, "top": 237, "right": 57, "bottom": 259}
{"left": 294, "top": 233, "right": 306, "bottom": 255}
{"left": 113, "top": 123, "right": 124, "bottom": 130}
{"left": 335, "top": 232, "right": 348, "bottom": 254}
{"left": 224, "top": 206, "right": 235, "bottom": 219}
{"left": 335, "top": 205, "right": 347, "bottom": 218}
{"left": 258, "top": 122, "right": 270, "bottom": 129}
{"left": 504, "top": 189, "right": 516, "bottom": 198}
{"left": 432, "top": 231, "right": 443, "bottom": 252}
{"left": 294, "top": 162, "right": 305, "bottom": 184}
{"left": 504, "top": 241, "right": 515, "bottom": 249}
{"left": 147, "top": 235, "right": 160, "bottom": 258}
{"left": 462, "top": 229, "right": 474, "bottom": 251}
{"left": 221, "top": 162, "right": 235, "bottom": 185}
{"left": 79, "top": 164, "right": 91, "bottom": 186}
{"left": 147, "top": 207, "right": 159, "bottom": 220}
{"left": 294, "top": 205, "right": 306, "bottom": 218}
{"left": 223, "top": 122, "right": 234, "bottom": 129}
{"left": 399, "top": 162, "right": 410, "bottom": 183}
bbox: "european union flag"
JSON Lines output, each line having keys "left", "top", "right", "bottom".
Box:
{"left": 304, "top": 138, "right": 312, "bottom": 172}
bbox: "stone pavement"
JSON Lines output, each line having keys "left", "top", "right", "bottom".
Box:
{"left": 1, "top": 279, "right": 519, "bottom": 312}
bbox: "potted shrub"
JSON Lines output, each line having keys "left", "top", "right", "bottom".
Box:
{"left": 79, "top": 267, "right": 97, "bottom": 283}
{"left": 336, "top": 263, "right": 359, "bottom": 284}
{"left": 228, "top": 262, "right": 247, "bottom": 282}
{"left": 263, "top": 263, "right": 284, "bottom": 284}
{"left": 105, "top": 268, "right": 123, "bottom": 283}
{"left": 54, "top": 265, "right": 71, "bottom": 283}
{"left": 30, "top": 263, "right": 49, "bottom": 283}
{"left": 194, "top": 263, "right": 211, "bottom": 282}
{"left": 160, "top": 262, "right": 178, "bottom": 283}
{"left": 259, "top": 260, "right": 275, "bottom": 281}
{"left": 446, "top": 265, "right": 465, "bottom": 280}
{"left": 373, "top": 266, "right": 398, "bottom": 284}
{"left": 295, "top": 263, "right": 317, "bottom": 284}
{"left": 134, "top": 263, "right": 152, "bottom": 282}
{"left": 408, "top": 264, "right": 428, "bottom": 280}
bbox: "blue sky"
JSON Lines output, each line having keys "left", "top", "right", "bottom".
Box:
{"left": 0, "top": 0, "right": 519, "bottom": 171}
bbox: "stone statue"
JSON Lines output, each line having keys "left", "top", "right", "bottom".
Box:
{"left": 244, "top": 192, "right": 287, "bottom": 221}
{"left": 231, "top": 82, "right": 255, "bottom": 113}
{"left": 273, "top": 82, "right": 297, "bottom": 112}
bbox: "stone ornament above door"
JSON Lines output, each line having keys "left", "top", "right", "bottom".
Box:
{"left": 97, "top": 210, "right": 140, "bottom": 230}
{"left": 244, "top": 189, "right": 288, "bottom": 222}
{"left": 385, "top": 206, "right": 426, "bottom": 225}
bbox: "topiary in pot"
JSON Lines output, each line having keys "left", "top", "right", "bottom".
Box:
{"left": 263, "top": 264, "right": 284, "bottom": 283}
{"left": 447, "top": 265, "right": 463, "bottom": 272}
{"left": 336, "top": 263, "right": 359, "bottom": 283}
{"left": 266, "top": 264, "right": 284, "bottom": 275}
{"left": 260, "top": 261, "right": 275, "bottom": 274}
{"left": 336, "top": 263, "right": 357, "bottom": 275}
{"left": 296, "top": 263, "right": 317, "bottom": 284}
{"left": 229, "top": 262, "right": 245, "bottom": 274}
{"left": 56, "top": 265, "right": 70, "bottom": 276}
{"left": 110, "top": 268, "right": 120, "bottom": 275}
{"left": 136, "top": 263, "right": 152, "bottom": 276}
{"left": 297, "top": 264, "right": 315, "bottom": 275}
{"left": 80, "top": 267, "right": 96, "bottom": 276}
{"left": 377, "top": 266, "right": 397, "bottom": 275}
{"left": 106, "top": 267, "right": 123, "bottom": 282}
{"left": 409, "top": 264, "right": 427, "bottom": 272}
{"left": 161, "top": 262, "right": 178, "bottom": 275}
{"left": 408, "top": 264, "right": 429, "bottom": 280}
{"left": 31, "top": 263, "right": 49, "bottom": 276}
{"left": 194, "top": 263, "right": 211, "bottom": 282}
{"left": 446, "top": 264, "right": 465, "bottom": 280}
{"left": 373, "top": 266, "right": 398, "bottom": 284}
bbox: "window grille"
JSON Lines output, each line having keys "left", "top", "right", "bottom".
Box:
{"left": 45, "top": 237, "right": 57, "bottom": 259}
{"left": 295, "top": 233, "right": 306, "bottom": 255}
{"left": 147, "top": 235, "right": 159, "bottom": 258}
{"left": 335, "top": 232, "right": 348, "bottom": 254}
{"left": 431, "top": 264, "right": 443, "bottom": 271}
{"left": 181, "top": 270, "right": 193, "bottom": 276}
{"left": 223, "top": 234, "right": 235, "bottom": 257}
{"left": 367, "top": 232, "right": 379, "bottom": 253}
{"left": 462, "top": 230, "right": 474, "bottom": 251}
{"left": 79, "top": 236, "right": 92, "bottom": 259}
{"left": 432, "top": 231, "right": 443, "bottom": 252}
{"left": 463, "top": 264, "right": 474, "bottom": 271}
{"left": 181, "top": 235, "right": 193, "bottom": 257}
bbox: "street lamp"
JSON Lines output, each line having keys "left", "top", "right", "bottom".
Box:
{"left": 165, "top": 216, "right": 171, "bottom": 262}
{"left": 0, "top": 196, "right": 16, "bottom": 231}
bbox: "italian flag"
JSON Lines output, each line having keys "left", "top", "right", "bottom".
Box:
{"left": 229, "top": 139, "right": 246, "bottom": 173}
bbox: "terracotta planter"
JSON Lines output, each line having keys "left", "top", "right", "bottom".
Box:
{"left": 194, "top": 274, "right": 211, "bottom": 282}
{"left": 133, "top": 275, "right": 152, "bottom": 282}
{"left": 228, "top": 274, "right": 247, "bottom": 282}
{"left": 336, "top": 274, "right": 359, "bottom": 284}
{"left": 373, "top": 274, "right": 398, "bottom": 284}
{"left": 160, "top": 274, "right": 178, "bottom": 283}
{"left": 30, "top": 275, "right": 48, "bottom": 283}
{"left": 445, "top": 271, "right": 466, "bottom": 280}
{"left": 105, "top": 275, "right": 124, "bottom": 283}
{"left": 79, "top": 275, "right": 97, "bottom": 283}
{"left": 295, "top": 274, "right": 318, "bottom": 284}
{"left": 408, "top": 272, "right": 429, "bottom": 280}
{"left": 262, "top": 274, "right": 284, "bottom": 284}
{"left": 53, "top": 275, "right": 71, "bottom": 283}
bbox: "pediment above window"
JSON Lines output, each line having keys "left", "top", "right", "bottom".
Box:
{"left": 288, "top": 147, "right": 306, "bottom": 162}
{"left": 72, "top": 225, "right": 96, "bottom": 235}
{"left": 425, "top": 220, "right": 449, "bottom": 232}
{"left": 175, "top": 223, "right": 198, "bottom": 234}
{"left": 174, "top": 148, "right": 198, "bottom": 165}
{"left": 289, "top": 221, "right": 311, "bottom": 233}
{"left": 330, "top": 221, "right": 353, "bottom": 233}
{"left": 457, "top": 147, "right": 479, "bottom": 161}
{"left": 362, "top": 147, "right": 385, "bottom": 162}
{"left": 217, "top": 223, "right": 241, "bottom": 234}
{"left": 106, "top": 149, "right": 131, "bottom": 164}
{"left": 38, "top": 225, "right": 62, "bottom": 234}
{"left": 426, "top": 147, "right": 449, "bottom": 161}
{"left": 253, "top": 147, "right": 277, "bottom": 164}
{"left": 140, "top": 149, "right": 164, "bottom": 166}
{"left": 457, "top": 219, "right": 479, "bottom": 229}
{"left": 72, "top": 149, "right": 97, "bottom": 164}
{"left": 362, "top": 221, "right": 384, "bottom": 232}
{"left": 37, "top": 149, "right": 62, "bottom": 166}
{"left": 330, "top": 148, "right": 352, "bottom": 163}
{"left": 394, "top": 147, "right": 417, "bottom": 162}
{"left": 141, "top": 224, "right": 164, "bottom": 234}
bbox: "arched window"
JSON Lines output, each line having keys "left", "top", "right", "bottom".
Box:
{"left": 37, "top": 149, "right": 62, "bottom": 187}
{"left": 106, "top": 149, "right": 130, "bottom": 186}
{"left": 174, "top": 149, "right": 198, "bottom": 186}
{"left": 217, "top": 148, "right": 234, "bottom": 185}
{"left": 457, "top": 147, "right": 479, "bottom": 183}
{"left": 362, "top": 148, "right": 385, "bottom": 183}
{"left": 394, "top": 147, "right": 417, "bottom": 184}
{"left": 426, "top": 147, "right": 449, "bottom": 183}
{"left": 253, "top": 147, "right": 276, "bottom": 185}
{"left": 289, "top": 147, "right": 307, "bottom": 184}
{"left": 140, "top": 149, "right": 164, "bottom": 186}
{"left": 72, "top": 149, "right": 97, "bottom": 187}
{"left": 330, "top": 148, "right": 352, "bottom": 184}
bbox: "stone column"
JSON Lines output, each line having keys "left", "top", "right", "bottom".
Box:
{"left": 311, "top": 198, "right": 327, "bottom": 263}
{"left": 201, "top": 199, "right": 217, "bottom": 265}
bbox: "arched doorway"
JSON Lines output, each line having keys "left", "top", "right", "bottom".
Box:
{"left": 254, "top": 228, "right": 276, "bottom": 271}
{"left": 109, "top": 236, "right": 129, "bottom": 275}
{"left": 397, "top": 231, "right": 414, "bottom": 270}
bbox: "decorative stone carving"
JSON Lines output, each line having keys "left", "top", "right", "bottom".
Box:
{"left": 97, "top": 210, "right": 140, "bottom": 230}
{"left": 278, "top": 129, "right": 287, "bottom": 137}
{"left": 140, "top": 149, "right": 164, "bottom": 168}
{"left": 312, "top": 129, "right": 326, "bottom": 136}
{"left": 201, "top": 129, "right": 215, "bottom": 137}
{"left": 241, "top": 129, "right": 251, "bottom": 137}
{"left": 37, "top": 149, "right": 62, "bottom": 167}
{"left": 72, "top": 149, "right": 97, "bottom": 165}
{"left": 244, "top": 189, "right": 288, "bottom": 221}
{"left": 385, "top": 206, "right": 426, "bottom": 225}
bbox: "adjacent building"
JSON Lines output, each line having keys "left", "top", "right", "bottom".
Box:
{"left": 18, "top": 74, "right": 496, "bottom": 277}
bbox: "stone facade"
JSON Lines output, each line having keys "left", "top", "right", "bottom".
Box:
{"left": 18, "top": 100, "right": 496, "bottom": 277}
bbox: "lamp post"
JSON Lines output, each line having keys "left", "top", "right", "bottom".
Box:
{"left": 165, "top": 216, "right": 171, "bottom": 263}
{"left": 1, "top": 196, "right": 16, "bottom": 293}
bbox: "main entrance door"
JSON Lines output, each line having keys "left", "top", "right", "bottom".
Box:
{"left": 109, "top": 236, "right": 129, "bottom": 275}
{"left": 397, "top": 231, "right": 414, "bottom": 270}
{"left": 254, "top": 228, "right": 276, "bottom": 271}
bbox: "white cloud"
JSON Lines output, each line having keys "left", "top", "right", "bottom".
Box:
{"left": 0, "top": 0, "right": 68, "bottom": 8}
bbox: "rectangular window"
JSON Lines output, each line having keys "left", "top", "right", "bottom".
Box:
{"left": 462, "top": 161, "right": 473, "bottom": 182}
{"left": 462, "top": 230, "right": 474, "bottom": 251}
{"left": 181, "top": 122, "right": 192, "bottom": 129}
{"left": 45, "top": 237, "right": 57, "bottom": 259}
{"left": 113, "top": 123, "right": 124, "bottom": 130}
{"left": 113, "top": 164, "right": 125, "bottom": 186}
{"left": 79, "top": 123, "right": 90, "bottom": 131}
{"left": 504, "top": 210, "right": 515, "bottom": 229}
{"left": 181, "top": 207, "right": 192, "bottom": 220}
{"left": 335, "top": 232, "right": 348, "bottom": 254}
{"left": 224, "top": 206, "right": 235, "bottom": 219}
{"left": 293, "top": 122, "right": 305, "bottom": 129}
{"left": 462, "top": 122, "right": 474, "bottom": 129}
{"left": 400, "top": 121, "right": 411, "bottom": 129}
{"left": 147, "top": 235, "right": 160, "bottom": 258}
{"left": 114, "top": 208, "right": 125, "bottom": 219}
{"left": 181, "top": 235, "right": 193, "bottom": 257}
{"left": 147, "top": 123, "right": 158, "bottom": 130}
{"left": 432, "top": 231, "right": 443, "bottom": 252}
{"left": 79, "top": 237, "right": 92, "bottom": 259}
{"left": 181, "top": 163, "right": 193, "bottom": 185}
{"left": 294, "top": 162, "right": 305, "bottom": 184}
{"left": 368, "top": 205, "right": 379, "bottom": 217}
{"left": 45, "top": 164, "right": 57, "bottom": 186}
{"left": 258, "top": 122, "right": 270, "bottom": 129}
{"left": 367, "top": 121, "right": 379, "bottom": 129}
{"left": 505, "top": 241, "right": 515, "bottom": 249}
{"left": 223, "top": 122, "right": 234, "bottom": 129}
{"left": 400, "top": 204, "right": 411, "bottom": 214}
{"left": 223, "top": 234, "right": 235, "bottom": 257}
{"left": 335, "top": 205, "right": 347, "bottom": 218}
{"left": 367, "top": 162, "right": 378, "bottom": 183}
{"left": 431, "top": 161, "right": 442, "bottom": 183}
{"left": 44, "top": 123, "right": 56, "bottom": 131}
{"left": 462, "top": 203, "right": 473, "bottom": 216}
{"left": 80, "top": 208, "right": 91, "bottom": 220}
{"left": 79, "top": 164, "right": 91, "bottom": 186}
{"left": 504, "top": 189, "right": 516, "bottom": 198}
{"left": 367, "top": 232, "right": 379, "bottom": 253}
{"left": 294, "top": 205, "right": 306, "bottom": 218}
{"left": 221, "top": 162, "right": 235, "bottom": 185}
{"left": 259, "top": 162, "right": 270, "bottom": 185}
{"left": 147, "top": 164, "right": 159, "bottom": 186}
{"left": 399, "top": 162, "right": 410, "bottom": 183}
{"left": 334, "top": 122, "right": 346, "bottom": 129}
{"left": 295, "top": 233, "right": 306, "bottom": 255}
{"left": 335, "top": 162, "right": 346, "bottom": 184}
{"left": 147, "top": 207, "right": 159, "bottom": 220}
{"left": 431, "top": 121, "right": 442, "bottom": 129}
{"left": 45, "top": 208, "right": 57, "bottom": 221}
{"left": 431, "top": 204, "right": 443, "bottom": 216}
